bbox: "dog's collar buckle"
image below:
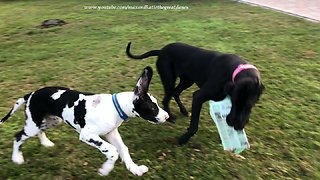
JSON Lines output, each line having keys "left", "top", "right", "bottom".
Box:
{"left": 112, "top": 93, "right": 129, "bottom": 122}
{"left": 232, "top": 64, "right": 260, "bottom": 82}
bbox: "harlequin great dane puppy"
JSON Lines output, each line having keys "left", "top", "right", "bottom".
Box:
{"left": 126, "top": 42, "right": 265, "bottom": 145}
{"left": 0, "top": 66, "right": 169, "bottom": 176}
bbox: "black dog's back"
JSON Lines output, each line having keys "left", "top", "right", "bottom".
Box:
{"left": 127, "top": 42, "right": 243, "bottom": 87}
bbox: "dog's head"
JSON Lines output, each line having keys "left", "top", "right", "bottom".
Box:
{"left": 132, "top": 66, "right": 169, "bottom": 124}
{"left": 225, "top": 77, "right": 265, "bottom": 130}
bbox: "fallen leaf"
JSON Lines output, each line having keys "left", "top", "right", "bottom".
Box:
{"left": 235, "top": 154, "right": 246, "bottom": 160}
{"left": 303, "top": 50, "right": 317, "bottom": 56}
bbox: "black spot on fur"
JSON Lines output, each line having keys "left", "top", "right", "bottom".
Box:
{"left": 18, "top": 145, "right": 23, "bottom": 151}
{"left": 27, "top": 87, "right": 93, "bottom": 128}
{"left": 132, "top": 109, "right": 141, "bottom": 118}
{"left": 102, "top": 150, "right": 109, "bottom": 153}
{"left": 23, "top": 93, "right": 32, "bottom": 101}
{"left": 88, "top": 139, "right": 102, "bottom": 147}
{"left": 133, "top": 94, "right": 159, "bottom": 122}
{"left": 74, "top": 100, "right": 86, "bottom": 128}
{"left": 15, "top": 130, "right": 27, "bottom": 142}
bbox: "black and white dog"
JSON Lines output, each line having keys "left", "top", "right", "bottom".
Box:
{"left": 0, "top": 66, "right": 169, "bottom": 176}
{"left": 126, "top": 42, "right": 265, "bottom": 145}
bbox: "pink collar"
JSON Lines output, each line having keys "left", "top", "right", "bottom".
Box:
{"left": 232, "top": 64, "right": 259, "bottom": 82}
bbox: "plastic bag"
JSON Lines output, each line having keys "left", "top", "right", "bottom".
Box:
{"left": 209, "top": 96, "right": 250, "bottom": 154}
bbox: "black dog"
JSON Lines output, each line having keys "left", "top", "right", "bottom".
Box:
{"left": 126, "top": 42, "right": 265, "bottom": 145}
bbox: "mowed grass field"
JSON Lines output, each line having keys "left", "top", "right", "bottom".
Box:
{"left": 0, "top": 0, "right": 319, "bottom": 179}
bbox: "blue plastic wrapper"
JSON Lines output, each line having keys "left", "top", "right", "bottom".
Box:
{"left": 209, "top": 96, "right": 250, "bottom": 154}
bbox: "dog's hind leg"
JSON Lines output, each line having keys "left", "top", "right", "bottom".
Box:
{"left": 156, "top": 58, "right": 177, "bottom": 121}
{"left": 38, "top": 131, "right": 54, "bottom": 147}
{"left": 12, "top": 118, "right": 40, "bottom": 164}
{"left": 173, "top": 77, "right": 194, "bottom": 116}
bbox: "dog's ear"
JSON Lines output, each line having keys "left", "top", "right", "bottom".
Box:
{"left": 134, "top": 66, "right": 153, "bottom": 96}
{"left": 256, "top": 80, "right": 265, "bottom": 95}
{"left": 260, "top": 83, "right": 265, "bottom": 93}
{"left": 224, "top": 81, "right": 234, "bottom": 95}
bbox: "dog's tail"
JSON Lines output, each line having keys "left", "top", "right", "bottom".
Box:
{"left": 126, "top": 42, "right": 161, "bottom": 59}
{"left": 0, "top": 93, "right": 32, "bottom": 124}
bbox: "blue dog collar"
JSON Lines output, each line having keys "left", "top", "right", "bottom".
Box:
{"left": 112, "top": 93, "right": 129, "bottom": 121}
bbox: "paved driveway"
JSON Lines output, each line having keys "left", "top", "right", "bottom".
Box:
{"left": 238, "top": 0, "right": 320, "bottom": 22}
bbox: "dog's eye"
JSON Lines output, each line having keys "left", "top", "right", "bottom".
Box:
{"left": 151, "top": 107, "right": 155, "bottom": 111}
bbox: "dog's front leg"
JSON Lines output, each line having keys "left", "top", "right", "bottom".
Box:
{"left": 106, "top": 128, "right": 148, "bottom": 176}
{"left": 79, "top": 130, "right": 119, "bottom": 176}
{"left": 179, "top": 89, "right": 209, "bottom": 145}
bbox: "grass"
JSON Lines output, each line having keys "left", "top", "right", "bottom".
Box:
{"left": 0, "top": 0, "right": 319, "bottom": 179}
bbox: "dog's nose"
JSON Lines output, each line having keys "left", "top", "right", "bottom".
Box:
{"left": 164, "top": 114, "right": 169, "bottom": 120}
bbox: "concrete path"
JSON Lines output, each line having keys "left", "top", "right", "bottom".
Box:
{"left": 238, "top": 0, "right": 320, "bottom": 22}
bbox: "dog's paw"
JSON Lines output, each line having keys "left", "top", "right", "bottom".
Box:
{"left": 98, "top": 161, "right": 114, "bottom": 176}
{"left": 41, "top": 139, "right": 55, "bottom": 147}
{"left": 180, "top": 108, "right": 189, "bottom": 117}
{"left": 98, "top": 166, "right": 113, "bottom": 176}
{"left": 12, "top": 152, "right": 24, "bottom": 165}
{"left": 98, "top": 168, "right": 109, "bottom": 176}
{"left": 178, "top": 134, "right": 190, "bottom": 145}
{"left": 129, "top": 164, "right": 148, "bottom": 176}
{"left": 98, "top": 168, "right": 110, "bottom": 176}
{"left": 138, "top": 165, "right": 148, "bottom": 175}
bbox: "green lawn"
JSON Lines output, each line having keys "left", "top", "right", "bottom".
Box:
{"left": 0, "top": 0, "right": 319, "bottom": 179}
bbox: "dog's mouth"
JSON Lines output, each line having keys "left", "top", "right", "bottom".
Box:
{"left": 226, "top": 111, "right": 250, "bottom": 130}
{"left": 148, "top": 118, "right": 166, "bottom": 124}
{"left": 148, "top": 120, "right": 159, "bottom": 124}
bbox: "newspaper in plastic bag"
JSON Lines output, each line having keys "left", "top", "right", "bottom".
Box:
{"left": 209, "top": 96, "right": 250, "bottom": 154}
